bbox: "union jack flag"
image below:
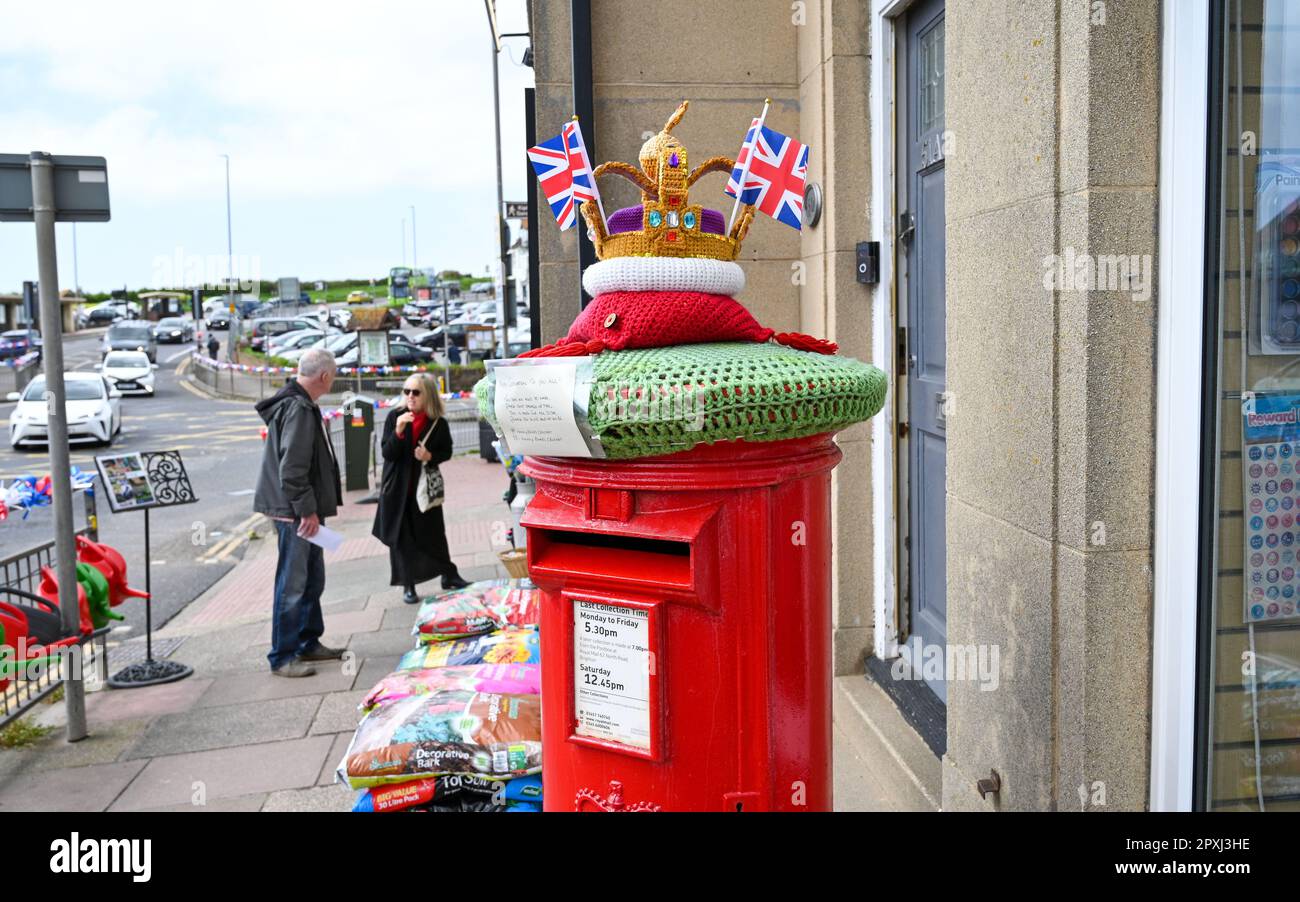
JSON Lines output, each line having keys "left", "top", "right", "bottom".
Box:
{"left": 725, "top": 121, "right": 810, "bottom": 231}
{"left": 529, "top": 133, "right": 581, "bottom": 230}
{"left": 528, "top": 120, "right": 601, "bottom": 231}
{"left": 562, "top": 119, "right": 598, "bottom": 207}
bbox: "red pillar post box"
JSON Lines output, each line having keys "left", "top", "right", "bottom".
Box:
{"left": 520, "top": 431, "right": 841, "bottom": 812}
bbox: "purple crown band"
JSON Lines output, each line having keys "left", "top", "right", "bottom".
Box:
{"left": 606, "top": 205, "right": 726, "bottom": 236}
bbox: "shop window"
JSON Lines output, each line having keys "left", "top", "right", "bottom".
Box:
{"left": 1201, "top": 0, "right": 1300, "bottom": 810}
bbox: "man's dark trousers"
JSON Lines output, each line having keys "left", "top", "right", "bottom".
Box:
{"left": 268, "top": 519, "right": 326, "bottom": 670}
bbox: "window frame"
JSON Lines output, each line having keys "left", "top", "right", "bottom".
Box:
{"left": 1151, "top": 0, "right": 1213, "bottom": 812}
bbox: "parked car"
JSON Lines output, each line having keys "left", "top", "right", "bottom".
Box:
{"left": 302, "top": 304, "right": 350, "bottom": 330}
{"left": 202, "top": 294, "right": 259, "bottom": 318}
{"left": 102, "top": 320, "right": 158, "bottom": 363}
{"left": 412, "top": 324, "right": 469, "bottom": 350}
{"left": 0, "top": 329, "right": 42, "bottom": 362}
{"left": 98, "top": 350, "right": 158, "bottom": 396}
{"left": 266, "top": 327, "right": 339, "bottom": 357}
{"left": 263, "top": 293, "right": 313, "bottom": 312}
{"left": 85, "top": 304, "right": 127, "bottom": 327}
{"left": 154, "top": 316, "right": 194, "bottom": 343}
{"left": 248, "top": 317, "right": 322, "bottom": 352}
{"left": 316, "top": 331, "right": 354, "bottom": 355}
{"left": 390, "top": 340, "right": 434, "bottom": 365}
{"left": 346, "top": 290, "right": 373, "bottom": 304}
{"left": 279, "top": 341, "right": 328, "bottom": 364}
{"left": 207, "top": 299, "right": 267, "bottom": 330}
{"left": 7, "top": 373, "right": 121, "bottom": 449}
{"left": 334, "top": 337, "right": 433, "bottom": 367}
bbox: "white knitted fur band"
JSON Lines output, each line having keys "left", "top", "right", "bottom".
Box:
{"left": 582, "top": 257, "right": 746, "bottom": 297}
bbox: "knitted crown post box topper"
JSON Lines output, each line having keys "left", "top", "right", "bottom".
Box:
{"left": 476, "top": 100, "right": 887, "bottom": 459}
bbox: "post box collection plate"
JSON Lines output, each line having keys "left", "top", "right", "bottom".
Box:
{"left": 572, "top": 599, "right": 652, "bottom": 750}
{"left": 562, "top": 591, "right": 663, "bottom": 761}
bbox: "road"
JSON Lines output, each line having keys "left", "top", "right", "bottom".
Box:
{"left": 0, "top": 329, "right": 269, "bottom": 639}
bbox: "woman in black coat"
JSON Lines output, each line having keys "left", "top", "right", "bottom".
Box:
{"left": 372, "top": 372, "right": 470, "bottom": 604}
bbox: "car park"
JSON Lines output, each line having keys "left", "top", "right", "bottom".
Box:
{"left": 7, "top": 373, "right": 121, "bottom": 449}
{"left": 0, "top": 329, "right": 42, "bottom": 362}
{"left": 98, "top": 350, "right": 158, "bottom": 396}
{"left": 154, "top": 316, "right": 194, "bottom": 343}
{"left": 101, "top": 320, "right": 158, "bottom": 363}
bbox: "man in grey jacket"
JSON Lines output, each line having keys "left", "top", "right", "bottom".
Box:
{"left": 254, "top": 348, "right": 345, "bottom": 677}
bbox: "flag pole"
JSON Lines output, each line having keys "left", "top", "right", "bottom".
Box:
{"left": 727, "top": 98, "right": 771, "bottom": 235}
{"left": 570, "top": 115, "right": 608, "bottom": 232}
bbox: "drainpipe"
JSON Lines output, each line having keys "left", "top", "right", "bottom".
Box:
{"left": 526, "top": 86, "right": 542, "bottom": 351}
{"left": 571, "top": 0, "right": 596, "bottom": 310}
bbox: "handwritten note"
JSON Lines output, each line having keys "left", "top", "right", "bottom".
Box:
{"left": 493, "top": 360, "right": 595, "bottom": 457}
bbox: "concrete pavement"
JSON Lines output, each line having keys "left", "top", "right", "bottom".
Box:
{"left": 0, "top": 452, "right": 886, "bottom": 812}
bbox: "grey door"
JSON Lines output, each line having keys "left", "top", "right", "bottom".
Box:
{"left": 903, "top": 0, "right": 947, "bottom": 703}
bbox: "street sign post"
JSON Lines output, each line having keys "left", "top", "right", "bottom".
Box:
{"left": 505, "top": 201, "right": 528, "bottom": 219}
{"left": 2, "top": 150, "right": 112, "bottom": 741}
{"left": 278, "top": 276, "right": 300, "bottom": 307}
{"left": 21, "top": 280, "right": 36, "bottom": 327}
{"left": 0, "top": 154, "right": 110, "bottom": 222}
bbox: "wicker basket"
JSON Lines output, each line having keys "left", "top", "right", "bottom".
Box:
{"left": 498, "top": 548, "right": 529, "bottom": 579}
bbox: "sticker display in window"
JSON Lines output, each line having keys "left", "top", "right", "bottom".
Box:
{"left": 1242, "top": 391, "right": 1300, "bottom": 622}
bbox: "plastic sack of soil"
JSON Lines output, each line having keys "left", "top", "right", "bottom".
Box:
{"left": 339, "top": 690, "right": 542, "bottom": 789}
{"left": 361, "top": 664, "right": 541, "bottom": 711}
{"left": 412, "top": 579, "right": 540, "bottom": 642}
{"left": 352, "top": 773, "right": 543, "bottom": 813}
{"left": 398, "top": 629, "right": 540, "bottom": 670}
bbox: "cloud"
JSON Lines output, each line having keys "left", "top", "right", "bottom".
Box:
{"left": 0, "top": 0, "right": 534, "bottom": 202}
{"left": 0, "top": 0, "right": 536, "bottom": 287}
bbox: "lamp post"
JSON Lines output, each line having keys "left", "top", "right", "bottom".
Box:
{"left": 485, "top": 0, "right": 529, "bottom": 359}
{"left": 410, "top": 205, "right": 418, "bottom": 273}
{"left": 72, "top": 222, "right": 80, "bottom": 300}
{"left": 219, "top": 154, "right": 235, "bottom": 361}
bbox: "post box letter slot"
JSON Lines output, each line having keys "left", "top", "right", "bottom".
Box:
{"left": 531, "top": 529, "right": 692, "bottom": 591}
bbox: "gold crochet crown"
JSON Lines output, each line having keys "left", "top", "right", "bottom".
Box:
{"left": 580, "top": 101, "right": 755, "bottom": 262}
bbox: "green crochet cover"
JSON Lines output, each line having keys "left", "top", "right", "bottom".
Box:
{"left": 475, "top": 342, "right": 887, "bottom": 460}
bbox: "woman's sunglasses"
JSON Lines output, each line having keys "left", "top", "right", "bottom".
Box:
{"left": 403, "top": 388, "right": 422, "bottom": 396}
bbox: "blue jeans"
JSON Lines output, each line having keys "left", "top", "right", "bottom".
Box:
{"left": 268, "top": 519, "right": 326, "bottom": 670}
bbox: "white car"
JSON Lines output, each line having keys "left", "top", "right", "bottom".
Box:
{"left": 98, "top": 350, "right": 158, "bottom": 396}
{"left": 277, "top": 331, "right": 354, "bottom": 366}
{"left": 7, "top": 373, "right": 121, "bottom": 449}
{"left": 267, "top": 328, "right": 338, "bottom": 357}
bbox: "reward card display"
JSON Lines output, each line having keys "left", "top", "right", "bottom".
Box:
{"left": 1242, "top": 391, "right": 1300, "bottom": 623}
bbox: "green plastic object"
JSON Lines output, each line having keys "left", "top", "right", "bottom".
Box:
{"left": 75, "top": 561, "right": 122, "bottom": 630}
{"left": 476, "top": 341, "right": 888, "bottom": 460}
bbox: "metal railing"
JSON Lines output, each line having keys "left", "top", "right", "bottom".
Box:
{"left": 0, "top": 489, "right": 108, "bottom": 729}
{"left": 444, "top": 399, "right": 481, "bottom": 455}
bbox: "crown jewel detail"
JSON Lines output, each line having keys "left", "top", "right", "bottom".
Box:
{"left": 581, "top": 101, "right": 754, "bottom": 262}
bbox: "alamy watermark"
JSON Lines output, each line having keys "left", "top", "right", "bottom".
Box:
{"left": 0, "top": 639, "right": 88, "bottom": 684}
{"left": 1041, "top": 247, "right": 1153, "bottom": 303}
{"left": 150, "top": 246, "right": 263, "bottom": 294}
{"left": 890, "top": 637, "right": 1001, "bottom": 692}
{"left": 590, "top": 381, "right": 708, "bottom": 432}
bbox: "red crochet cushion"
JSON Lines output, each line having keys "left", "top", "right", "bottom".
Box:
{"left": 563, "top": 290, "right": 774, "bottom": 351}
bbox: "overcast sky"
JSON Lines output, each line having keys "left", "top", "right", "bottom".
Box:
{"left": 0, "top": 0, "right": 534, "bottom": 294}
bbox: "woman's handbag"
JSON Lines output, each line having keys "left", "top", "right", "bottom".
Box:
{"left": 415, "top": 420, "right": 445, "bottom": 512}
